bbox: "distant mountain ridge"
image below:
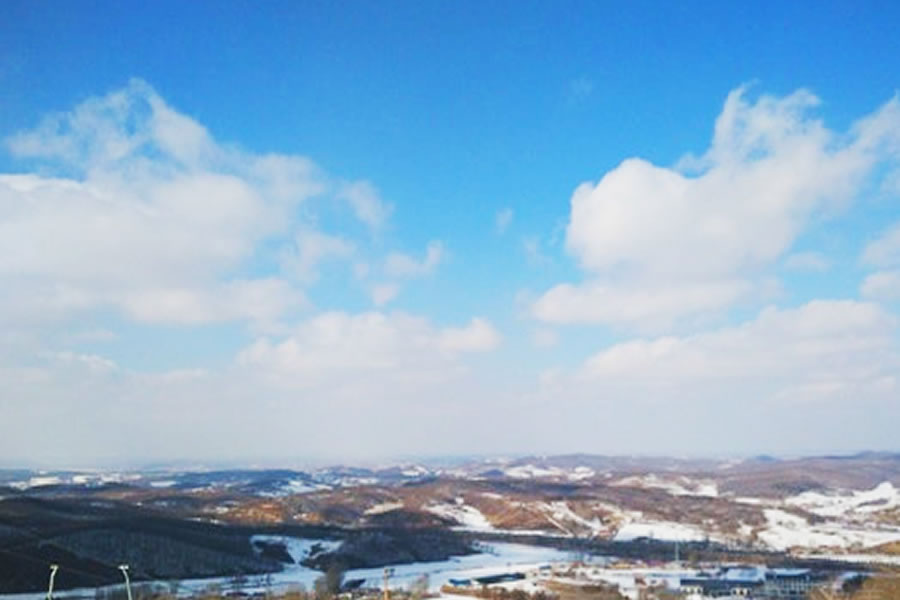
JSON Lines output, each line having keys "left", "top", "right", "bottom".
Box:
{"left": 4, "top": 451, "right": 900, "bottom": 495}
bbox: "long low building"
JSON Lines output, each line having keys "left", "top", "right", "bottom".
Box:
{"left": 680, "top": 566, "right": 821, "bottom": 598}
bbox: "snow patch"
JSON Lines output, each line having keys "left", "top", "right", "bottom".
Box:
{"left": 504, "top": 464, "right": 564, "bottom": 479}
{"left": 426, "top": 502, "right": 495, "bottom": 531}
{"left": 568, "top": 466, "right": 596, "bottom": 481}
{"left": 540, "top": 501, "right": 605, "bottom": 536}
{"left": 613, "top": 521, "right": 708, "bottom": 542}
{"left": 611, "top": 474, "right": 718, "bottom": 497}
{"left": 786, "top": 482, "right": 900, "bottom": 518}
{"left": 365, "top": 501, "right": 404, "bottom": 515}
{"left": 759, "top": 508, "right": 900, "bottom": 551}
{"left": 251, "top": 535, "right": 341, "bottom": 563}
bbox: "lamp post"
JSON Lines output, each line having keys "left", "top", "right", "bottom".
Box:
{"left": 46, "top": 565, "right": 59, "bottom": 600}
{"left": 118, "top": 565, "right": 133, "bottom": 600}
{"left": 382, "top": 567, "right": 394, "bottom": 600}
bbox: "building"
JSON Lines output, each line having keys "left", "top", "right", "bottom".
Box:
{"left": 679, "top": 566, "right": 819, "bottom": 599}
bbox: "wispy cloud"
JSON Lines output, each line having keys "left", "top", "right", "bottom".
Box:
{"left": 385, "top": 241, "right": 445, "bottom": 278}
{"left": 784, "top": 251, "right": 831, "bottom": 272}
{"left": 495, "top": 207, "right": 514, "bottom": 234}
{"left": 567, "top": 77, "right": 594, "bottom": 104}
{"left": 338, "top": 181, "right": 393, "bottom": 232}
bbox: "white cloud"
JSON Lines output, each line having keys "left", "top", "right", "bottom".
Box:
{"left": 576, "top": 301, "right": 897, "bottom": 400}
{"left": 3, "top": 299, "right": 898, "bottom": 463}
{"left": 385, "top": 240, "right": 444, "bottom": 277}
{"left": 495, "top": 207, "right": 514, "bottom": 234}
{"left": 533, "top": 279, "right": 751, "bottom": 329}
{"left": 531, "top": 328, "right": 559, "bottom": 348}
{"left": 64, "top": 328, "right": 119, "bottom": 344}
{"left": 118, "top": 279, "right": 305, "bottom": 326}
{"left": 370, "top": 283, "right": 400, "bottom": 306}
{"left": 535, "top": 88, "right": 900, "bottom": 328}
{"left": 237, "top": 311, "right": 500, "bottom": 388}
{"left": 863, "top": 223, "right": 900, "bottom": 267}
{"left": 0, "top": 173, "right": 263, "bottom": 286}
{"left": 0, "top": 81, "right": 518, "bottom": 464}
{"left": 522, "top": 235, "right": 550, "bottom": 265}
{"left": 0, "top": 81, "right": 331, "bottom": 327}
{"left": 339, "top": 180, "right": 392, "bottom": 231}
{"left": 492, "top": 300, "right": 900, "bottom": 456}
{"left": 784, "top": 251, "right": 831, "bottom": 272}
{"left": 437, "top": 318, "right": 502, "bottom": 353}
{"left": 52, "top": 351, "right": 118, "bottom": 374}
{"left": 281, "top": 229, "right": 355, "bottom": 283}
{"left": 0, "top": 331, "right": 513, "bottom": 465}
{"left": 861, "top": 270, "right": 900, "bottom": 301}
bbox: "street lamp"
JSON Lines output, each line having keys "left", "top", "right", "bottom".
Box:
{"left": 118, "top": 565, "right": 133, "bottom": 600}
{"left": 382, "top": 567, "right": 395, "bottom": 600}
{"left": 46, "top": 565, "right": 59, "bottom": 600}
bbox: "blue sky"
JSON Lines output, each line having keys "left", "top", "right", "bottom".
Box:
{"left": 1, "top": 1, "right": 899, "bottom": 466}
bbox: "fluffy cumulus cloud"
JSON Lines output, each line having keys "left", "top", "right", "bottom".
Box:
{"left": 0, "top": 80, "right": 432, "bottom": 332}
{"left": 0, "top": 81, "right": 508, "bottom": 464}
{"left": 534, "top": 87, "right": 900, "bottom": 330}
{"left": 0, "top": 81, "right": 324, "bottom": 327}
{"left": 4, "top": 81, "right": 900, "bottom": 463}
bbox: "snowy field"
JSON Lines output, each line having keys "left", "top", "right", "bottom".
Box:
{"left": 0, "top": 540, "right": 576, "bottom": 600}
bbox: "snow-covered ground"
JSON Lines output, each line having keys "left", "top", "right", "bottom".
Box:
{"left": 426, "top": 499, "right": 495, "bottom": 532}
{"left": 503, "top": 464, "right": 564, "bottom": 479}
{"left": 0, "top": 540, "right": 576, "bottom": 600}
{"left": 568, "top": 466, "right": 596, "bottom": 481}
{"left": 785, "top": 482, "right": 900, "bottom": 519}
{"left": 364, "top": 501, "right": 405, "bottom": 515}
{"left": 758, "top": 508, "right": 900, "bottom": 551}
{"left": 251, "top": 535, "right": 342, "bottom": 564}
{"left": 257, "top": 480, "right": 329, "bottom": 498}
{"left": 611, "top": 474, "right": 718, "bottom": 498}
{"left": 343, "top": 542, "right": 573, "bottom": 591}
{"left": 613, "top": 521, "right": 709, "bottom": 543}
{"left": 538, "top": 501, "right": 605, "bottom": 536}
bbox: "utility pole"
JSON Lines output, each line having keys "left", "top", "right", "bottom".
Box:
{"left": 383, "top": 567, "right": 394, "bottom": 600}
{"left": 118, "top": 565, "right": 133, "bottom": 600}
{"left": 46, "top": 565, "right": 59, "bottom": 600}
